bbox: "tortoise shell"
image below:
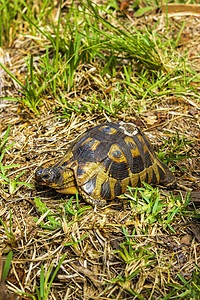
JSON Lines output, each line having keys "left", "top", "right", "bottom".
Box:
{"left": 35, "top": 122, "right": 176, "bottom": 206}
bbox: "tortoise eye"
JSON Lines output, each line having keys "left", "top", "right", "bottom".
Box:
{"left": 35, "top": 169, "right": 43, "bottom": 176}
{"left": 35, "top": 168, "right": 47, "bottom": 179}
{"left": 42, "top": 174, "right": 50, "bottom": 180}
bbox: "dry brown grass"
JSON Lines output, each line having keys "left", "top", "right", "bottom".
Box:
{"left": 0, "top": 1, "right": 200, "bottom": 299}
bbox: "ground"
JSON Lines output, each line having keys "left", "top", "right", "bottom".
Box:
{"left": 0, "top": 1, "right": 200, "bottom": 299}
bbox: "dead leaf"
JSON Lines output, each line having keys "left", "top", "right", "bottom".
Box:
{"left": 180, "top": 234, "right": 192, "bottom": 245}
{"left": 119, "top": 0, "right": 130, "bottom": 12}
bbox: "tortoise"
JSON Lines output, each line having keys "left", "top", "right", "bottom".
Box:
{"left": 35, "top": 122, "right": 176, "bottom": 206}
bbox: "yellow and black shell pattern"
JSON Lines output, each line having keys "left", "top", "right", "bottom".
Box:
{"left": 52, "top": 122, "right": 176, "bottom": 202}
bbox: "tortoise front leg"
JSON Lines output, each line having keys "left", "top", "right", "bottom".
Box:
{"left": 79, "top": 188, "right": 107, "bottom": 207}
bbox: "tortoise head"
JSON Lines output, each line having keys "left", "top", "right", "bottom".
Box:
{"left": 35, "top": 166, "right": 77, "bottom": 194}
{"left": 35, "top": 167, "right": 64, "bottom": 188}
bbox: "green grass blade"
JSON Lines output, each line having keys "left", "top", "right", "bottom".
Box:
{"left": 2, "top": 251, "right": 13, "bottom": 280}
{"left": 0, "top": 62, "right": 26, "bottom": 91}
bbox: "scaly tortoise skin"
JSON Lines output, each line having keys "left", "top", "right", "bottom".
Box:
{"left": 35, "top": 122, "right": 176, "bottom": 206}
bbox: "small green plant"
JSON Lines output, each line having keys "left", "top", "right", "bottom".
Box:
{"left": 63, "top": 192, "right": 91, "bottom": 218}
{"left": 35, "top": 254, "right": 66, "bottom": 300}
{"left": 0, "top": 55, "right": 44, "bottom": 114}
{"left": 0, "top": 0, "right": 55, "bottom": 46}
{"left": 127, "top": 183, "right": 200, "bottom": 234}
{"left": 116, "top": 240, "right": 155, "bottom": 265}
{"left": 128, "top": 184, "right": 169, "bottom": 224}
{"left": 34, "top": 194, "right": 91, "bottom": 230}
{"left": 33, "top": 197, "right": 62, "bottom": 230}
{"left": 0, "top": 125, "right": 33, "bottom": 194}
{"left": 0, "top": 211, "right": 18, "bottom": 248}
{"left": 109, "top": 273, "right": 145, "bottom": 299}
{"left": 158, "top": 131, "right": 196, "bottom": 164}
{"left": 107, "top": 240, "right": 155, "bottom": 299}
{"left": 163, "top": 264, "right": 200, "bottom": 299}
{"left": 127, "top": 183, "right": 183, "bottom": 233}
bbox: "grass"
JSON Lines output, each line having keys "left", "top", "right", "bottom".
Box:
{"left": 158, "top": 131, "right": 196, "bottom": 163}
{"left": 0, "top": 125, "right": 34, "bottom": 194}
{"left": 1, "top": 0, "right": 199, "bottom": 115}
{"left": 35, "top": 254, "right": 67, "bottom": 300}
{"left": 33, "top": 194, "right": 91, "bottom": 231}
{"left": 0, "top": 0, "right": 199, "bottom": 299}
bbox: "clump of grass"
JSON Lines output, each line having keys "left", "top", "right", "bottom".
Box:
{"left": 0, "top": 0, "right": 56, "bottom": 47}
{"left": 127, "top": 183, "right": 181, "bottom": 232}
{"left": 34, "top": 194, "right": 91, "bottom": 231}
{"left": 82, "top": 0, "right": 165, "bottom": 71}
{"left": 0, "top": 210, "right": 18, "bottom": 249}
{"left": 35, "top": 254, "right": 66, "bottom": 300}
{"left": 165, "top": 265, "right": 200, "bottom": 299}
{"left": 158, "top": 131, "right": 196, "bottom": 163}
{"left": 0, "top": 0, "right": 22, "bottom": 46}
{"left": 0, "top": 125, "right": 33, "bottom": 195}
